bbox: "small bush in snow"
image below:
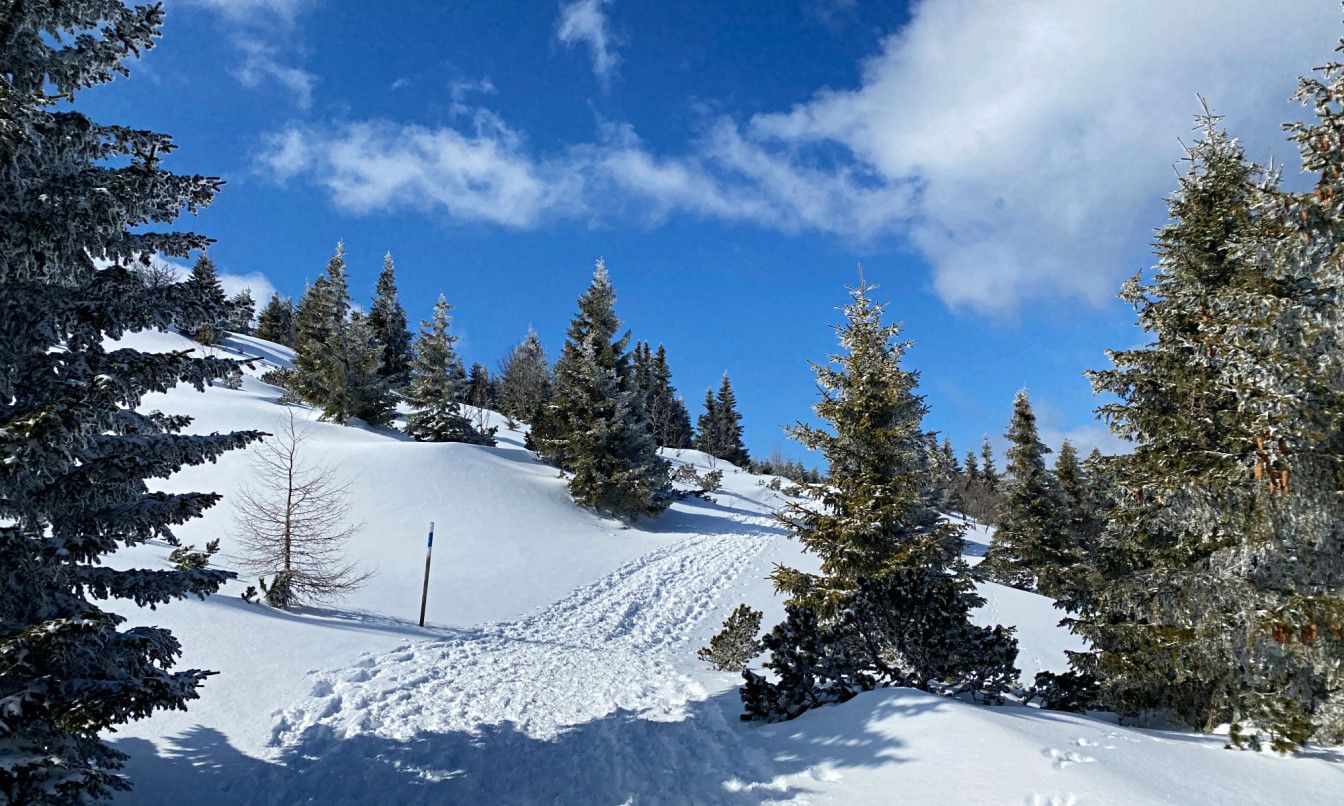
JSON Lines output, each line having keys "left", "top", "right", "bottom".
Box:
{"left": 169, "top": 539, "right": 221, "bottom": 572}
{"left": 1026, "top": 670, "right": 1100, "bottom": 713}
{"left": 698, "top": 604, "right": 763, "bottom": 672}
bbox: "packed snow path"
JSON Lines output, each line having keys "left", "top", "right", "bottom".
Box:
{"left": 259, "top": 518, "right": 785, "bottom": 803}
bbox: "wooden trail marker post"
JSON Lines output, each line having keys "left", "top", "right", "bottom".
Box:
{"left": 419, "top": 521, "right": 435, "bottom": 627}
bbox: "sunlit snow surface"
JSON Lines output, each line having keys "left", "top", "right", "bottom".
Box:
{"left": 106, "top": 331, "right": 1342, "bottom": 804}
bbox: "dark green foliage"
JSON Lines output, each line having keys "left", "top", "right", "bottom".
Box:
{"left": 181, "top": 254, "right": 230, "bottom": 344}
{"left": 255, "top": 293, "right": 296, "bottom": 346}
{"left": 0, "top": 4, "right": 263, "bottom": 799}
{"left": 534, "top": 261, "right": 670, "bottom": 519}
{"left": 634, "top": 342, "right": 694, "bottom": 448}
{"left": 698, "top": 604, "right": 763, "bottom": 672}
{"left": 308, "top": 313, "right": 396, "bottom": 427}
{"left": 695, "top": 373, "right": 749, "bottom": 465}
{"left": 743, "top": 572, "right": 1017, "bottom": 722}
{"left": 368, "top": 252, "right": 412, "bottom": 388}
{"left": 981, "top": 390, "right": 1073, "bottom": 595}
{"left": 745, "top": 281, "right": 1016, "bottom": 721}
{"left": 1027, "top": 670, "right": 1101, "bottom": 713}
{"left": 405, "top": 297, "right": 494, "bottom": 444}
{"left": 169, "top": 539, "right": 221, "bottom": 572}
{"left": 259, "top": 572, "right": 295, "bottom": 610}
{"left": 465, "top": 362, "right": 495, "bottom": 410}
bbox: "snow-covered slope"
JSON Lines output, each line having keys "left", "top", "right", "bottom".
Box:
{"left": 106, "top": 331, "right": 1340, "bottom": 805}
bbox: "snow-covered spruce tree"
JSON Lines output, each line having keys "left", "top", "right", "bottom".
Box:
{"left": 291, "top": 242, "right": 351, "bottom": 402}
{"left": 368, "top": 252, "right": 412, "bottom": 389}
{"left": 0, "top": 5, "right": 264, "bottom": 800}
{"left": 534, "top": 260, "right": 670, "bottom": 519}
{"left": 226, "top": 289, "right": 255, "bottom": 335}
{"left": 180, "top": 254, "right": 230, "bottom": 344}
{"left": 254, "top": 293, "right": 295, "bottom": 346}
{"left": 233, "top": 409, "right": 371, "bottom": 608}
{"left": 981, "top": 390, "right": 1071, "bottom": 595}
{"left": 307, "top": 313, "right": 396, "bottom": 427}
{"left": 1074, "top": 107, "right": 1344, "bottom": 749}
{"left": 743, "top": 282, "right": 1016, "bottom": 722}
{"left": 405, "top": 297, "right": 494, "bottom": 444}
{"left": 499, "top": 327, "right": 551, "bottom": 422}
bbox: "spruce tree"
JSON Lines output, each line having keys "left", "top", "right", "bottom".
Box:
{"left": 980, "top": 436, "right": 999, "bottom": 492}
{"left": 225, "top": 290, "right": 253, "bottom": 334}
{"left": 636, "top": 343, "right": 693, "bottom": 448}
{"left": 255, "top": 293, "right": 295, "bottom": 346}
{"left": 464, "top": 362, "right": 494, "bottom": 410}
{"left": 695, "top": 389, "right": 719, "bottom": 456}
{"left": 0, "top": 5, "right": 264, "bottom": 799}
{"left": 981, "top": 390, "right": 1069, "bottom": 594}
{"left": 745, "top": 281, "right": 1016, "bottom": 721}
{"left": 695, "top": 373, "right": 749, "bottom": 465}
{"left": 1074, "top": 106, "right": 1344, "bottom": 748}
{"left": 181, "top": 254, "right": 230, "bottom": 344}
{"left": 405, "top": 297, "right": 493, "bottom": 444}
{"left": 292, "top": 243, "right": 352, "bottom": 407}
{"left": 368, "top": 252, "right": 412, "bottom": 389}
{"left": 535, "top": 261, "right": 670, "bottom": 519}
{"left": 499, "top": 327, "right": 551, "bottom": 422}
{"left": 1051, "top": 440, "right": 1100, "bottom": 611}
{"left": 306, "top": 313, "right": 396, "bottom": 427}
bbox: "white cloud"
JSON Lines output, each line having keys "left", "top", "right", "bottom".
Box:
{"left": 236, "top": 39, "right": 316, "bottom": 109}
{"left": 556, "top": 0, "right": 620, "bottom": 86}
{"left": 259, "top": 0, "right": 1341, "bottom": 316}
{"left": 175, "top": 0, "right": 315, "bottom": 108}
{"left": 261, "top": 120, "right": 564, "bottom": 227}
{"left": 749, "top": 0, "right": 1339, "bottom": 313}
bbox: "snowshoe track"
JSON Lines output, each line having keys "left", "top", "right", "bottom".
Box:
{"left": 272, "top": 524, "right": 776, "bottom": 746}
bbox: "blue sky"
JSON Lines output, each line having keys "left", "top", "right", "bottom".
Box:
{"left": 83, "top": 0, "right": 1339, "bottom": 464}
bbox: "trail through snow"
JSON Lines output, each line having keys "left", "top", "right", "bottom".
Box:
{"left": 260, "top": 516, "right": 787, "bottom": 803}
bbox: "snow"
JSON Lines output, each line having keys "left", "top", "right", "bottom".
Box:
{"left": 104, "top": 330, "right": 1340, "bottom": 804}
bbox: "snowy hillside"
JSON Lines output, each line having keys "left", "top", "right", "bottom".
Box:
{"left": 107, "top": 332, "right": 1342, "bottom": 805}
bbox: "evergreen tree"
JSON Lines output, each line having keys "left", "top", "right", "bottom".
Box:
{"left": 367, "top": 252, "right": 412, "bottom": 388}
{"left": 181, "top": 254, "right": 230, "bottom": 344}
{"left": 1051, "top": 440, "right": 1101, "bottom": 611}
{"left": 980, "top": 436, "right": 999, "bottom": 492}
{"left": 0, "top": 6, "right": 264, "bottom": 799}
{"left": 981, "top": 390, "right": 1069, "bottom": 594}
{"left": 1074, "top": 105, "right": 1344, "bottom": 749}
{"left": 635, "top": 342, "right": 693, "bottom": 448}
{"left": 964, "top": 450, "right": 979, "bottom": 481}
{"left": 696, "top": 373, "right": 749, "bottom": 465}
{"left": 226, "top": 289, "right": 255, "bottom": 334}
{"left": 745, "top": 281, "right": 1016, "bottom": 721}
{"left": 255, "top": 293, "right": 296, "bottom": 346}
{"left": 405, "top": 297, "right": 494, "bottom": 444}
{"left": 307, "top": 313, "right": 396, "bottom": 427}
{"left": 292, "top": 243, "right": 353, "bottom": 407}
{"left": 695, "top": 389, "right": 719, "bottom": 455}
{"left": 534, "top": 261, "right": 670, "bottom": 519}
{"left": 465, "top": 362, "right": 494, "bottom": 410}
{"left": 499, "top": 327, "right": 552, "bottom": 422}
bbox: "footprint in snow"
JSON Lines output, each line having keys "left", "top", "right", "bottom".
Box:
{"left": 1045, "top": 748, "right": 1096, "bottom": 769}
{"left": 1028, "top": 793, "right": 1079, "bottom": 806}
